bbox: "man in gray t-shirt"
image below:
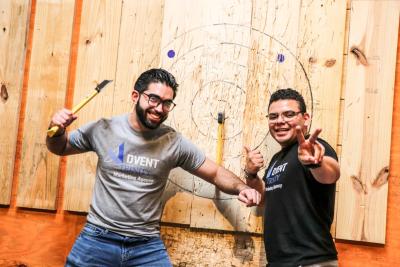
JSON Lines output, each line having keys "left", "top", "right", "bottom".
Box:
{"left": 47, "top": 68, "right": 260, "bottom": 267}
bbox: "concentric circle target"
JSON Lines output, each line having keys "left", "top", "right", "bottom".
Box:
{"left": 152, "top": 24, "right": 313, "bottom": 199}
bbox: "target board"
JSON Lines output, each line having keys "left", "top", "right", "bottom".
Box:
{"left": 158, "top": 23, "right": 313, "bottom": 196}
{"left": 157, "top": 22, "right": 313, "bottom": 232}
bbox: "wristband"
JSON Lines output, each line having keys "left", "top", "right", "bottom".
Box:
{"left": 304, "top": 163, "right": 321, "bottom": 169}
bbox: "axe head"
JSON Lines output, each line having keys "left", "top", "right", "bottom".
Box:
{"left": 217, "top": 112, "right": 225, "bottom": 124}
{"left": 95, "top": 80, "right": 113, "bottom": 92}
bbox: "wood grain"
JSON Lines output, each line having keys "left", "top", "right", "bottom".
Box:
{"left": 17, "top": 0, "right": 75, "bottom": 209}
{"left": 336, "top": 17, "right": 400, "bottom": 265}
{"left": 242, "top": 0, "right": 304, "bottom": 234}
{"left": 0, "top": 0, "right": 30, "bottom": 205}
{"left": 296, "top": 0, "right": 346, "bottom": 147}
{"left": 159, "top": 0, "right": 257, "bottom": 231}
{"left": 336, "top": 0, "right": 400, "bottom": 244}
{"left": 112, "top": 0, "right": 165, "bottom": 114}
{"left": 63, "top": 0, "right": 122, "bottom": 211}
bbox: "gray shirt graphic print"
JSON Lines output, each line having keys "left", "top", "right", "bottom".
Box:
{"left": 69, "top": 114, "right": 205, "bottom": 237}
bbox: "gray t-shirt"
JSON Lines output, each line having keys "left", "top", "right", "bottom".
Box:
{"left": 69, "top": 113, "right": 205, "bottom": 237}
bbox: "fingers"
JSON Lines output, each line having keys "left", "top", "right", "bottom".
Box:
{"left": 51, "top": 108, "right": 77, "bottom": 129}
{"left": 244, "top": 145, "right": 265, "bottom": 174}
{"left": 298, "top": 141, "right": 325, "bottom": 165}
{"left": 243, "top": 145, "right": 251, "bottom": 155}
{"left": 238, "top": 189, "right": 261, "bottom": 207}
{"left": 316, "top": 141, "right": 325, "bottom": 162}
{"left": 313, "top": 142, "right": 322, "bottom": 164}
{"left": 308, "top": 128, "right": 322, "bottom": 144}
{"left": 250, "top": 152, "right": 264, "bottom": 165}
{"left": 296, "top": 126, "right": 306, "bottom": 144}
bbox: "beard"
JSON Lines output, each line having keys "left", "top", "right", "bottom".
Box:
{"left": 135, "top": 103, "right": 168, "bottom": 129}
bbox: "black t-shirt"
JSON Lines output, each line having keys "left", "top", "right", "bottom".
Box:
{"left": 263, "top": 138, "right": 338, "bottom": 267}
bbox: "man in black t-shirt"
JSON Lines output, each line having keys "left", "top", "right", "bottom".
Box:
{"left": 244, "top": 89, "right": 340, "bottom": 267}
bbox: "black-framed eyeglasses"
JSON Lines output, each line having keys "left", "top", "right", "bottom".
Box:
{"left": 266, "top": 110, "right": 302, "bottom": 122}
{"left": 141, "top": 92, "right": 176, "bottom": 112}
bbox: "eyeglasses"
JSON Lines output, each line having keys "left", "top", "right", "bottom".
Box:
{"left": 141, "top": 92, "right": 176, "bottom": 112}
{"left": 266, "top": 110, "right": 302, "bottom": 122}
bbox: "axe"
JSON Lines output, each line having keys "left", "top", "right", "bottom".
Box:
{"left": 47, "top": 79, "right": 112, "bottom": 137}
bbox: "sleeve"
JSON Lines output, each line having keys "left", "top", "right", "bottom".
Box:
{"left": 318, "top": 138, "right": 338, "bottom": 161}
{"left": 175, "top": 134, "right": 206, "bottom": 171}
{"left": 68, "top": 121, "right": 97, "bottom": 152}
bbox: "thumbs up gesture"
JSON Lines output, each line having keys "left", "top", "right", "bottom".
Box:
{"left": 244, "top": 145, "right": 265, "bottom": 175}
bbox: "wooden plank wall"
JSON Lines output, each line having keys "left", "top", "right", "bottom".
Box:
{"left": 336, "top": 0, "right": 400, "bottom": 244}
{"left": 159, "top": 0, "right": 345, "bottom": 233}
{"left": 159, "top": 0, "right": 257, "bottom": 232}
{"left": 63, "top": 0, "right": 122, "bottom": 211}
{"left": 17, "top": 0, "right": 75, "bottom": 210}
{"left": 0, "top": 0, "right": 30, "bottom": 205}
{"left": 0, "top": 0, "right": 400, "bottom": 266}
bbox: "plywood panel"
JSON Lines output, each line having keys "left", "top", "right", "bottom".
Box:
{"left": 0, "top": 0, "right": 30, "bottom": 205}
{"left": 159, "top": 0, "right": 347, "bottom": 233}
{"left": 336, "top": 25, "right": 400, "bottom": 265}
{"left": 159, "top": 0, "right": 256, "bottom": 231}
{"left": 241, "top": 0, "right": 303, "bottom": 234}
{"left": 64, "top": 0, "right": 122, "bottom": 211}
{"left": 336, "top": 0, "right": 400, "bottom": 244}
{"left": 112, "top": 0, "right": 165, "bottom": 114}
{"left": 110, "top": 0, "right": 189, "bottom": 225}
{"left": 296, "top": 0, "right": 347, "bottom": 237}
{"left": 161, "top": 226, "right": 266, "bottom": 266}
{"left": 296, "top": 0, "right": 346, "bottom": 147}
{"left": 17, "top": 0, "right": 75, "bottom": 209}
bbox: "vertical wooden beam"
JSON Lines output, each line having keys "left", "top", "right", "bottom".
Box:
{"left": 112, "top": 0, "right": 165, "bottom": 114}
{"left": 159, "top": 0, "right": 257, "bottom": 231}
{"left": 241, "top": 0, "right": 303, "bottom": 233}
{"left": 0, "top": 0, "right": 30, "bottom": 205}
{"left": 296, "top": 0, "right": 346, "bottom": 147}
{"left": 17, "top": 0, "right": 75, "bottom": 209}
{"left": 64, "top": 0, "right": 123, "bottom": 211}
{"left": 336, "top": 0, "right": 400, "bottom": 244}
{"left": 296, "top": 0, "right": 347, "bottom": 237}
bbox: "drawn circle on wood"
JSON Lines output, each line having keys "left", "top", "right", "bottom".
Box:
{"left": 151, "top": 23, "right": 313, "bottom": 199}
{"left": 190, "top": 80, "right": 245, "bottom": 140}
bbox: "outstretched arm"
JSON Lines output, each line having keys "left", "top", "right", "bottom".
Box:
{"left": 190, "top": 158, "right": 261, "bottom": 207}
{"left": 296, "top": 127, "right": 340, "bottom": 184}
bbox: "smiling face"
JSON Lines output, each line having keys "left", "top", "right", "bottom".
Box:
{"left": 268, "top": 99, "right": 310, "bottom": 148}
{"left": 131, "top": 82, "right": 175, "bottom": 130}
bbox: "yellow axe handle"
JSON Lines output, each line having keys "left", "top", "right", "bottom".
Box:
{"left": 216, "top": 112, "right": 225, "bottom": 165}
{"left": 47, "top": 90, "right": 99, "bottom": 137}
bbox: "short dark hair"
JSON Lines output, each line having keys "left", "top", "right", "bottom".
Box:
{"left": 134, "top": 68, "right": 179, "bottom": 98}
{"left": 268, "top": 88, "right": 306, "bottom": 113}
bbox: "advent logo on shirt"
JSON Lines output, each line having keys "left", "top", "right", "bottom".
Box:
{"left": 104, "top": 143, "right": 160, "bottom": 179}
{"left": 265, "top": 160, "right": 288, "bottom": 192}
{"left": 107, "top": 143, "right": 160, "bottom": 168}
